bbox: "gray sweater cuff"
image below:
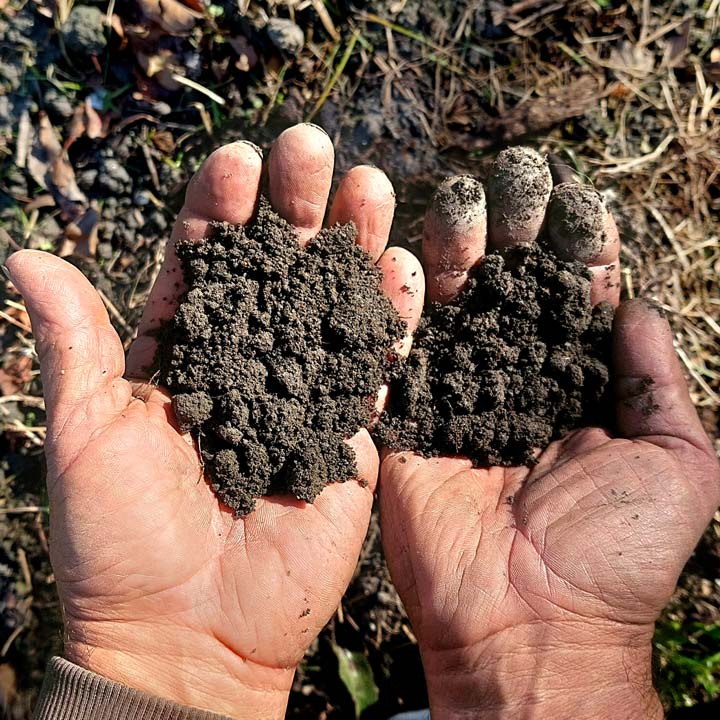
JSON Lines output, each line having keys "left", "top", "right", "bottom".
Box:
{"left": 34, "top": 657, "right": 231, "bottom": 720}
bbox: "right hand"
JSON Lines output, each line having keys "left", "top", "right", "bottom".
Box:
{"left": 379, "top": 152, "right": 720, "bottom": 719}
{"left": 7, "top": 124, "right": 423, "bottom": 719}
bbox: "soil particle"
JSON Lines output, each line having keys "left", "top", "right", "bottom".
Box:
{"left": 157, "top": 198, "right": 404, "bottom": 515}
{"left": 432, "top": 175, "right": 486, "bottom": 228}
{"left": 266, "top": 18, "right": 305, "bottom": 55}
{"left": 61, "top": 6, "right": 107, "bottom": 56}
{"left": 376, "top": 243, "right": 614, "bottom": 466}
{"left": 546, "top": 183, "right": 607, "bottom": 263}
{"left": 487, "top": 147, "right": 553, "bottom": 240}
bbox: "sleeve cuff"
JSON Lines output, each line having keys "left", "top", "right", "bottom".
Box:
{"left": 34, "top": 657, "right": 231, "bottom": 720}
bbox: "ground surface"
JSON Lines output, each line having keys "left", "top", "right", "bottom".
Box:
{"left": 0, "top": 1, "right": 718, "bottom": 717}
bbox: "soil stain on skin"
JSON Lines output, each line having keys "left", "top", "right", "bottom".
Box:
{"left": 157, "top": 198, "right": 405, "bottom": 515}
{"left": 487, "top": 147, "right": 553, "bottom": 238}
{"left": 376, "top": 244, "right": 614, "bottom": 466}
{"left": 546, "top": 183, "right": 607, "bottom": 263}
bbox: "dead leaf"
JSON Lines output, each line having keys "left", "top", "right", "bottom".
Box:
{"left": 84, "top": 98, "right": 105, "bottom": 139}
{"left": 137, "top": 49, "right": 184, "bottom": 91}
{"left": 61, "top": 206, "right": 99, "bottom": 258}
{"left": 137, "top": 0, "right": 201, "bottom": 35}
{"left": 181, "top": 0, "right": 205, "bottom": 10}
{"left": 453, "top": 75, "right": 605, "bottom": 150}
{"left": 0, "top": 663, "right": 17, "bottom": 710}
{"left": 152, "top": 130, "right": 176, "bottom": 154}
{"left": 110, "top": 13, "right": 125, "bottom": 39}
{"left": 0, "top": 355, "right": 33, "bottom": 395}
{"left": 27, "top": 113, "right": 87, "bottom": 220}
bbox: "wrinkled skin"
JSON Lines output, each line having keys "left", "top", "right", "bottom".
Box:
{"left": 380, "top": 158, "right": 720, "bottom": 719}
{"left": 7, "top": 125, "right": 424, "bottom": 718}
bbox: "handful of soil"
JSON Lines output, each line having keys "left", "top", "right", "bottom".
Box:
{"left": 376, "top": 244, "right": 614, "bottom": 466}
{"left": 158, "top": 198, "right": 404, "bottom": 515}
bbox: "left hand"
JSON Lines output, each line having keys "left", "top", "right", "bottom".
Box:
{"left": 7, "top": 124, "right": 423, "bottom": 718}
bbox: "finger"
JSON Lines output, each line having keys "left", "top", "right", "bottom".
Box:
{"left": 327, "top": 165, "right": 395, "bottom": 263}
{"left": 377, "top": 247, "right": 425, "bottom": 358}
{"left": 613, "top": 299, "right": 716, "bottom": 469}
{"left": 422, "top": 175, "right": 487, "bottom": 304}
{"left": 268, "top": 123, "right": 334, "bottom": 247}
{"left": 126, "top": 141, "right": 263, "bottom": 378}
{"left": 5, "top": 251, "right": 130, "bottom": 463}
{"left": 374, "top": 248, "right": 425, "bottom": 416}
{"left": 486, "top": 146, "right": 553, "bottom": 249}
{"left": 545, "top": 183, "right": 621, "bottom": 306}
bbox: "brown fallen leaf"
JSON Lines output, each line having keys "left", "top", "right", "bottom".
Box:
{"left": 152, "top": 130, "right": 176, "bottom": 154}
{"left": 84, "top": 97, "right": 105, "bottom": 139}
{"left": 0, "top": 354, "right": 33, "bottom": 396}
{"left": 137, "top": 0, "right": 201, "bottom": 35}
{"left": 137, "top": 49, "right": 184, "bottom": 91}
{"left": 27, "top": 113, "right": 87, "bottom": 220}
{"left": 181, "top": 0, "right": 205, "bottom": 10}
{"left": 61, "top": 206, "right": 100, "bottom": 258}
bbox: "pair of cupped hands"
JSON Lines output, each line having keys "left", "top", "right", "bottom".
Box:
{"left": 6, "top": 124, "right": 719, "bottom": 719}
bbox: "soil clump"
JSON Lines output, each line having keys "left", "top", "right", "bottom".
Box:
{"left": 157, "top": 198, "right": 404, "bottom": 515}
{"left": 376, "top": 244, "right": 614, "bottom": 466}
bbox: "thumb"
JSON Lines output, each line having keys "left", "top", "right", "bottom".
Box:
{"left": 613, "top": 298, "right": 718, "bottom": 495}
{"left": 5, "top": 251, "right": 128, "bottom": 468}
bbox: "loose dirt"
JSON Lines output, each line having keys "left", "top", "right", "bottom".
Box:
{"left": 376, "top": 243, "right": 614, "bottom": 466}
{"left": 157, "top": 198, "right": 404, "bottom": 515}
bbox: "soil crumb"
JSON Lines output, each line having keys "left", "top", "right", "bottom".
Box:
{"left": 376, "top": 243, "right": 614, "bottom": 466}
{"left": 158, "top": 198, "right": 405, "bottom": 515}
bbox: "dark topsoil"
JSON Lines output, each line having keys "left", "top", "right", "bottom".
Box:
{"left": 377, "top": 244, "right": 614, "bottom": 465}
{"left": 158, "top": 198, "right": 404, "bottom": 515}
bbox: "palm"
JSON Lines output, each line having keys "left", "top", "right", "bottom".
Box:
{"left": 382, "top": 428, "right": 709, "bottom": 658}
{"left": 52, "top": 383, "right": 374, "bottom": 672}
{"left": 8, "top": 126, "right": 424, "bottom": 715}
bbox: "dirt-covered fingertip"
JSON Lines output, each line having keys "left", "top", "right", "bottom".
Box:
{"left": 487, "top": 146, "right": 552, "bottom": 249}
{"left": 346, "top": 428, "right": 380, "bottom": 494}
{"left": 423, "top": 176, "right": 487, "bottom": 305}
{"left": 546, "top": 183, "right": 618, "bottom": 265}
{"left": 427, "top": 175, "right": 485, "bottom": 230}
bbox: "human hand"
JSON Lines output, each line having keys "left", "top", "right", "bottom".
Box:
{"left": 379, "top": 151, "right": 720, "bottom": 719}
{"left": 6, "top": 124, "right": 423, "bottom": 719}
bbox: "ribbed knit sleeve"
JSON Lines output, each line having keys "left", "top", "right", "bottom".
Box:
{"left": 34, "top": 657, "right": 231, "bottom": 720}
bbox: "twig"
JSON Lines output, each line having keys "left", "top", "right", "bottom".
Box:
{"left": 96, "top": 288, "right": 134, "bottom": 339}
{"left": 171, "top": 74, "right": 226, "bottom": 106}
{"left": 310, "top": 0, "right": 340, "bottom": 41}
{"left": 306, "top": 30, "right": 361, "bottom": 123}
{"left": 0, "top": 308, "right": 31, "bottom": 333}
{"left": 595, "top": 134, "right": 675, "bottom": 175}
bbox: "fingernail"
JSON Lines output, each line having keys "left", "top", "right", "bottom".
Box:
{"left": 303, "top": 122, "right": 330, "bottom": 137}
{"left": 1, "top": 264, "right": 12, "bottom": 281}
{"left": 237, "top": 140, "right": 263, "bottom": 159}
